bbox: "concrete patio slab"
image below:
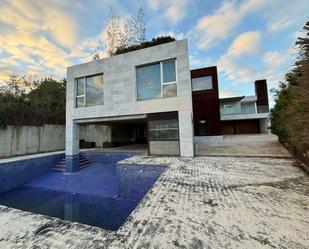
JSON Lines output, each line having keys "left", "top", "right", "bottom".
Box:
{"left": 195, "top": 134, "right": 292, "bottom": 158}
{"left": 0, "top": 155, "right": 308, "bottom": 248}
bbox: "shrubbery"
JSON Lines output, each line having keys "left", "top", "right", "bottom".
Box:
{"left": 113, "top": 36, "right": 176, "bottom": 55}
{"left": 0, "top": 76, "right": 66, "bottom": 128}
{"left": 270, "top": 21, "right": 309, "bottom": 152}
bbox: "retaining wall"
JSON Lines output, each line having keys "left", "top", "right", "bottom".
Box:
{"left": 0, "top": 124, "right": 110, "bottom": 158}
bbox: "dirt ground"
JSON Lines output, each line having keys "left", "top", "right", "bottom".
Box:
{"left": 195, "top": 134, "right": 291, "bottom": 157}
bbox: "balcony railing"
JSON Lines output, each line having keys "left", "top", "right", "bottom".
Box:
{"left": 220, "top": 107, "right": 269, "bottom": 117}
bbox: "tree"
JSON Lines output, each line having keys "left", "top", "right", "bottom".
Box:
{"left": 270, "top": 21, "right": 309, "bottom": 151}
{"left": 94, "top": 7, "right": 147, "bottom": 59}
{"left": 104, "top": 8, "right": 124, "bottom": 56}
{"left": 133, "top": 7, "right": 146, "bottom": 44}
{"left": 0, "top": 76, "right": 66, "bottom": 128}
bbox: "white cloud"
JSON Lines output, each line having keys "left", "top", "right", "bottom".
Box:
{"left": 262, "top": 48, "right": 297, "bottom": 87}
{"left": 228, "top": 31, "right": 261, "bottom": 56}
{"left": 217, "top": 31, "right": 262, "bottom": 84}
{"left": 217, "top": 30, "right": 297, "bottom": 87}
{"left": 196, "top": 1, "right": 242, "bottom": 49}
{"left": 0, "top": 0, "right": 80, "bottom": 80}
{"left": 219, "top": 90, "right": 240, "bottom": 98}
{"left": 0, "top": 0, "right": 77, "bottom": 47}
{"left": 265, "top": 0, "right": 309, "bottom": 32}
{"left": 194, "top": 0, "right": 308, "bottom": 50}
{"left": 148, "top": 0, "right": 191, "bottom": 25}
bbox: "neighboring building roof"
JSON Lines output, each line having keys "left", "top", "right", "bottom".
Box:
{"left": 219, "top": 96, "right": 244, "bottom": 103}
{"left": 241, "top": 95, "right": 257, "bottom": 102}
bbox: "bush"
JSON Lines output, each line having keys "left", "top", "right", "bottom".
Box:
{"left": 0, "top": 76, "right": 66, "bottom": 127}
{"left": 113, "top": 36, "right": 176, "bottom": 55}
{"left": 270, "top": 21, "right": 309, "bottom": 151}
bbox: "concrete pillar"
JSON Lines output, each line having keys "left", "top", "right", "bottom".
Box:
{"left": 65, "top": 119, "right": 79, "bottom": 172}
{"left": 178, "top": 111, "right": 194, "bottom": 157}
{"left": 259, "top": 118, "right": 270, "bottom": 134}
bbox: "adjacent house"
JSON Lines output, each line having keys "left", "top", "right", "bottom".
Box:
{"left": 219, "top": 80, "right": 269, "bottom": 135}
{"left": 66, "top": 39, "right": 270, "bottom": 170}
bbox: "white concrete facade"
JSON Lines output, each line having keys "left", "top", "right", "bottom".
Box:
{"left": 66, "top": 39, "right": 194, "bottom": 157}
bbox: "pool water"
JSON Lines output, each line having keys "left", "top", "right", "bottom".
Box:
{"left": 0, "top": 152, "right": 166, "bottom": 230}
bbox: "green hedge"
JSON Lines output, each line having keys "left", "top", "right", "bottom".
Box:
{"left": 113, "top": 36, "right": 176, "bottom": 55}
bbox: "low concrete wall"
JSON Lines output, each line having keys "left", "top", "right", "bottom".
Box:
{"left": 0, "top": 153, "right": 64, "bottom": 194}
{"left": 149, "top": 141, "right": 180, "bottom": 156}
{"left": 194, "top": 136, "right": 224, "bottom": 143}
{"left": 0, "top": 125, "right": 65, "bottom": 158}
{"left": 0, "top": 124, "right": 111, "bottom": 158}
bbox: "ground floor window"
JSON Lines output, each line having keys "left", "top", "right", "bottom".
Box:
{"left": 147, "top": 112, "right": 180, "bottom": 156}
{"left": 149, "top": 119, "right": 179, "bottom": 140}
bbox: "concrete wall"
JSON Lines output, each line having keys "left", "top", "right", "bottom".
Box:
{"left": 259, "top": 118, "right": 270, "bottom": 134}
{"left": 79, "top": 124, "right": 111, "bottom": 147}
{"left": 149, "top": 141, "right": 180, "bottom": 156}
{"left": 0, "top": 124, "right": 110, "bottom": 158}
{"left": 0, "top": 125, "right": 65, "bottom": 158}
{"left": 66, "top": 39, "right": 194, "bottom": 157}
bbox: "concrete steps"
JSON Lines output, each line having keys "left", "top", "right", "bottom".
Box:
{"left": 51, "top": 154, "right": 91, "bottom": 172}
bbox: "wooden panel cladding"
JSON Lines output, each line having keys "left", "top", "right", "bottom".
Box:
{"left": 255, "top": 79, "right": 269, "bottom": 106}
{"left": 191, "top": 66, "right": 221, "bottom": 136}
{"left": 221, "top": 120, "right": 260, "bottom": 135}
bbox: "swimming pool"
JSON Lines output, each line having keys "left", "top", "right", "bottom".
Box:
{"left": 0, "top": 152, "right": 166, "bottom": 230}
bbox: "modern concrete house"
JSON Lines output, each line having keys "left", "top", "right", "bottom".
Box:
{"left": 66, "top": 39, "right": 194, "bottom": 171}
{"left": 65, "top": 39, "right": 270, "bottom": 171}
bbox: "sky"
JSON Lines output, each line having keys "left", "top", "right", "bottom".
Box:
{"left": 0, "top": 0, "right": 308, "bottom": 107}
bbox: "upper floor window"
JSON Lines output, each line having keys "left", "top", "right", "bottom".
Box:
{"left": 76, "top": 74, "right": 104, "bottom": 108}
{"left": 137, "top": 59, "right": 177, "bottom": 101}
{"left": 192, "top": 76, "right": 213, "bottom": 91}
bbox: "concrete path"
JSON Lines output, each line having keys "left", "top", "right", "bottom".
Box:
{"left": 0, "top": 155, "right": 308, "bottom": 248}
{"left": 195, "top": 134, "right": 291, "bottom": 157}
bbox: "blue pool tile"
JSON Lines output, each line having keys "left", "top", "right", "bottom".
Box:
{"left": 0, "top": 152, "right": 166, "bottom": 230}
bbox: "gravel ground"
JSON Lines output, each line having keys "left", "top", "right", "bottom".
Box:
{"left": 0, "top": 155, "right": 308, "bottom": 249}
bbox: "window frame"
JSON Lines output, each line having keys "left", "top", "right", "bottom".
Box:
{"left": 148, "top": 118, "right": 179, "bottom": 141}
{"left": 136, "top": 59, "right": 177, "bottom": 101}
{"left": 191, "top": 75, "right": 213, "bottom": 91}
{"left": 75, "top": 73, "right": 104, "bottom": 108}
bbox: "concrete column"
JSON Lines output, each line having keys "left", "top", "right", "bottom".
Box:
{"left": 178, "top": 111, "right": 194, "bottom": 157}
{"left": 65, "top": 119, "right": 79, "bottom": 172}
{"left": 259, "top": 118, "right": 270, "bottom": 134}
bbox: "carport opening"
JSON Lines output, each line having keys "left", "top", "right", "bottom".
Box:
{"left": 78, "top": 118, "right": 148, "bottom": 152}
{"left": 110, "top": 120, "right": 147, "bottom": 148}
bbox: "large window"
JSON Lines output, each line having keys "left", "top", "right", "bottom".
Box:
{"left": 192, "top": 76, "right": 213, "bottom": 91}
{"left": 137, "top": 59, "right": 177, "bottom": 100}
{"left": 149, "top": 119, "right": 179, "bottom": 140}
{"left": 76, "top": 74, "right": 104, "bottom": 108}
